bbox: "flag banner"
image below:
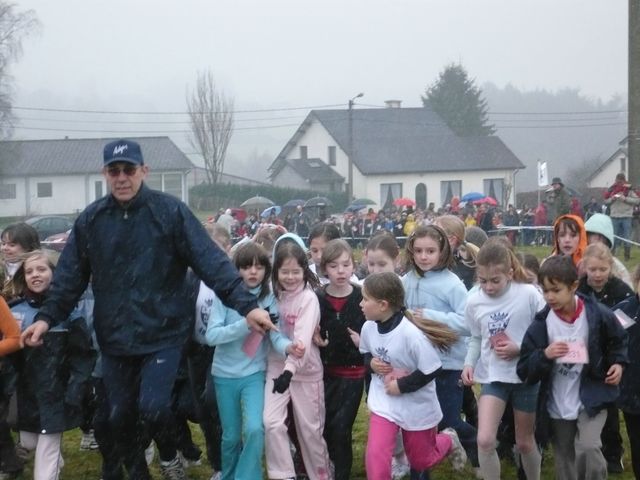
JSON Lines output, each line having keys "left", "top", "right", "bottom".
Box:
{"left": 537, "top": 161, "right": 548, "bottom": 187}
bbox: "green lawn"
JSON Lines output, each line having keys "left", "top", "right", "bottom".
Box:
{"left": 15, "top": 242, "right": 640, "bottom": 479}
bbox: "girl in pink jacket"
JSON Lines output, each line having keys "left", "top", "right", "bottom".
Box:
{"left": 263, "top": 233, "right": 332, "bottom": 480}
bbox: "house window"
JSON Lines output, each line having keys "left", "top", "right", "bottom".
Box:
{"left": 95, "top": 181, "right": 103, "bottom": 199}
{"left": 328, "top": 146, "right": 336, "bottom": 166}
{"left": 300, "top": 146, "right": 308, "bottom": 159}
{"left": 164, "top": 174, "right": 183, "bottom": 199}
{"left": 37, "top": 182, "right": 52, "bottom": 198}
{"left": 483, "top": 178, "right": 504, "bottom": 205}
{"left": 415, "top": 183, "right": 427, "bottom": 210}
{"left": 0, "top": 183, "right": 16, "bottom": 200}
{"left": 440, "top": 180, "right": 461, "bottom": 207}
{"left": 381, "top": 183, "right": 402, "bottom": 210}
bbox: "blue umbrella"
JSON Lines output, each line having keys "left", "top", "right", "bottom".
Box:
{"left": 461, "top": 192, "right": 485, "bottom": 203}
{"left": 345, "top": 204, "right": 367, "bottom": 213}
{"left": 260, "top": 206, "right": 281, "bottom": 218}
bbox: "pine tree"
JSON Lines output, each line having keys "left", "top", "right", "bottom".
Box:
{"left": 422, "top": 63, "right": 495, "bottom": 136}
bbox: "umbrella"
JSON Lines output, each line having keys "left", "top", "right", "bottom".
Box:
{"left": 393, "top": 197, "right": 416, "bottom": 207}
{"left": 345, "top": 204, "right": 368, "bottom": 213}
{"left": 461, "top": 192, "right": 485, "bottom": 203}
{"left": 260, "top": 206, "right": 282, "bottom": 218}
{"left": 351, "top": 198, "right": 376, "bottom": 206}
{"left": 240, "top": 196, "right": 275, "bottom": 210}
{"left": 304, "top": 196, "right": 333, "bottom": 208}
{"left": 283, "top": 199, "right": 306, "bottom": 208}
{"left": 473, "top": 196, "right": 498, "bottom": 206}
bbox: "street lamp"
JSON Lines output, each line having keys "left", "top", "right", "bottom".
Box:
{"left": 347, "top": 92, "right": 364, "bottom": 203}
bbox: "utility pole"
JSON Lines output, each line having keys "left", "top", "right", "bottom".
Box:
{"left": 347, "top": 93, "right": 363, "bottom": 203}
{"left": 629, "top": 0, "right": 640, "bottom": 185}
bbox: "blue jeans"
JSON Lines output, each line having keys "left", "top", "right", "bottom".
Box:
{"left": 611, "top": 216, "right": 632, "bottom": 258}
{"left": 102, "top": 346, "right": 182, "bottom": 477}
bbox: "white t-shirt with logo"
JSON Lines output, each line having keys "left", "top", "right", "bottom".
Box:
{"left": 360, "top": 317, "right": 443, "bottom": 431}
{"left": 465, "top": 282, "right": 545, "bottom": 384}
{"left": 546, "top": 305, "right": 588, "bottom": 420}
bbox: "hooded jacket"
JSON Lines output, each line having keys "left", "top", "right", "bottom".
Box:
{"left": 551, "top": 214, "right": 588, "bottom": 267}
{"left": 583, "top": 213, "right": 632, "bottom": 287}
{"left": 36, "top": 184, "right": 258, "bottom": 356}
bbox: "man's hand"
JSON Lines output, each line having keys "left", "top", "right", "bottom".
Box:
{"left": 246, "top": 308, "right": 277, "bottom": 334}
{"left": 21, "top": 320, "right": 49, "bottom": 347}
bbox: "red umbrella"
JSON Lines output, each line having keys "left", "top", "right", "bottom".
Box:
{"left": 473, "top": 196, "right": 498, "bottom": 206}
{"left": 393, "top": 197, "right": 416, "bottom": 207}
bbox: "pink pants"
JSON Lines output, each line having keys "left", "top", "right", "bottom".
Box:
{"left": 366, "top": 413, "right": 452, "bottom": 480}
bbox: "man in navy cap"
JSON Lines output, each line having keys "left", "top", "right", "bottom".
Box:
{"left": 22, "top": 139, "right": 276, "bottom": 480}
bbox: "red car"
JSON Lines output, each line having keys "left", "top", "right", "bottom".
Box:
{"left": 42, "top": 229, "right": 70, "bottom": 252}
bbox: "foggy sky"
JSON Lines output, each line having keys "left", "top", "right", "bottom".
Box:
{"left": 9, "top": 0, "right": 628, "bottom": 173}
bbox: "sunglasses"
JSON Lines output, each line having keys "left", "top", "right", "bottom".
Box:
{"left": 106, "top": 165, "right": 139, "bottom": 177}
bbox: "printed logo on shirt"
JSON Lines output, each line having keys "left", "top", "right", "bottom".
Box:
{"left": 198, "top": 298, "right": 213, "bottom": 338}
{"left": 488, "top": 311, "right": 510, "bottom": 336}
{"left": 374, "top": 346, "right": 392, "bottom": 378}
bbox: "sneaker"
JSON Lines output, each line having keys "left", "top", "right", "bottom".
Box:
{"left": 160, "top": 455, "right": 186, "bottom": 480}
{"left": 607, "top": 458, "right": 624, "bottom": 474}
{"left": 391, "top": 458, "right": 410, "bottom": 479}
{"left": 442, "top": 427, "right": 467, "bottom": 472}
{"left": 209, "top": 472, "right": 221, "bottom": 480}
{"left": 179, "top": 450, "right": 201, "bottom": 468}
{"left": 79, "top": 430, "right": 99, "bottom": 450}
{"left": 144, "top": 442, "right": 155, "bottom": 466}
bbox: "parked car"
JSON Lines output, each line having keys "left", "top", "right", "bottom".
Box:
{"left": 25, "top": 216, "right": 75, "bottom": 242}
{"left": 42, "top": 229, "right": 71, "bottom": 252}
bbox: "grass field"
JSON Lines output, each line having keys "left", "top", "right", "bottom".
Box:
{"left": 13, "top": 244, "right": 640, "bottom": 479}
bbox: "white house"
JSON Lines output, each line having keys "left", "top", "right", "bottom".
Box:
{"left": 0, "top": 136, "right": 193, "bottom": 217}
{"left": 586, "top": 137, "right": 628, "bottom": 189}
{"left": 268, "top": 102, "right": 525, "bottom": 209}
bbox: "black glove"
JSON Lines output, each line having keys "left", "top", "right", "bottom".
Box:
{"left": 272, "top": 370, "right": 293, "bottom": 394}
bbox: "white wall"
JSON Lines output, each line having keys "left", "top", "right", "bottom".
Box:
{"left": 358, "top": 169, "right": 517, "bottom": 210}
{"left": 587, "top": 152, "right": 626, "bottom": 189}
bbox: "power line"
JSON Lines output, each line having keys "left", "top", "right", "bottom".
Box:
{"left": 11, "top": 104, "right": 343, "bottom": 115}
{"left": 14, "top": 114, "right": 305, "bottom": 125}
{"left": 12, "top": 123, "right": 301, "bottom": 134}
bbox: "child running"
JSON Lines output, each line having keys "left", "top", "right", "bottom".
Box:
{"left": 365, "top": 232, "right": 401, "bottom": 275}
{"left": 205, "top": 241, "right": 303, "bottom": 480}
{"left": 359, "top": 272, "right": 466, "bottom": 480}
{"left": 517, "top": 255, "right": 628, "bottom": 480}
{"left": 308, "top": 223, "right": 343, "bottom": 284}
{"left": 0, "top": 223, "right": 40, "bottom": 300}
{"left": 462, "top": 239, "right": 545, "bottom": 480}
{"left": 263, "top": 233, "right": 332, "bottom": 480}
{"left": 316, "top": 239, "right": 366, "bottom": 480}
{"left": 401, "top": 225, "right": 475, "bottom": 469}
{"left": 11, "top": 250, "right": 95, "bottom": 480}
{"left": 546, "top": 214, "right": 588, "bottom": 268}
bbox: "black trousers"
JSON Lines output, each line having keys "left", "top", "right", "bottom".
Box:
{"left": 323, "top": 374, "right": 364, "bottom": 480}
{"left": 601, "top": 405, "right": 623, "bottom": 463}
{"left": 623, "top": 411, "right": 640, "bottom": 479}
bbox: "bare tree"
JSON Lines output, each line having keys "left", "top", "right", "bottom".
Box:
{"left": 186, "top": 70, "right": 234, "bottom": 185}
{"left": 0, "top": 2, "right": 39, "bottom": 139}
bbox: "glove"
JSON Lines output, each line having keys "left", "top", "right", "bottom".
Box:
{"left": 272, "top": 370, "right": 293, "bottom": 394}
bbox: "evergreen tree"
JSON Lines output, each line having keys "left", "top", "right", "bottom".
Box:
{"left": 422, "top": 63, "right": 495, "bottom": 136}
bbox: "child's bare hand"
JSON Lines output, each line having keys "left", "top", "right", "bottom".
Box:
{"left": 384, "top": 378, "right": 401, "bottom": 396}
{"left": 544, "top": 341, "right": 569, "bottom": 359}
{"left": 494, "top": 339, "right": 520, "bottom": 360}
{"left": 461, "top": 366, "right": 474, "bottom": 386}
{"left": 411, "top": 308, "right": 424, "bottom": 321}
{"left": 605, "top": 363, "right": 623, "bottom": 385}
{"left": 371, "top": 357, "right": 392, "bottom": 375}
{"left": 286, "top": 339, "right": 305, "bottom": 358}
{"left": 347, "top": 327, "right": 360, "bottom": 348}
{"left": 312, "top": 326, "right": 329, "bottom": 347}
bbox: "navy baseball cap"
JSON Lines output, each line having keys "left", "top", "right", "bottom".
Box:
{"left": 103, "top": 139, "right": 144, "bottom": 166}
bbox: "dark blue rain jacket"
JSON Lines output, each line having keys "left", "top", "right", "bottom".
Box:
{"left": 37, "top": 183, "right": 258, "bottom": 356}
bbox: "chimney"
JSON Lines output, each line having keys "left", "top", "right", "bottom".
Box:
{"left": 384, "top": 99, "right": 402, "bottom": 109}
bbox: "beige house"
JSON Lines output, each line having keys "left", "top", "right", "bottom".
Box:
{"left": 269, "top": 103, "right": 525, "bottom": 209}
